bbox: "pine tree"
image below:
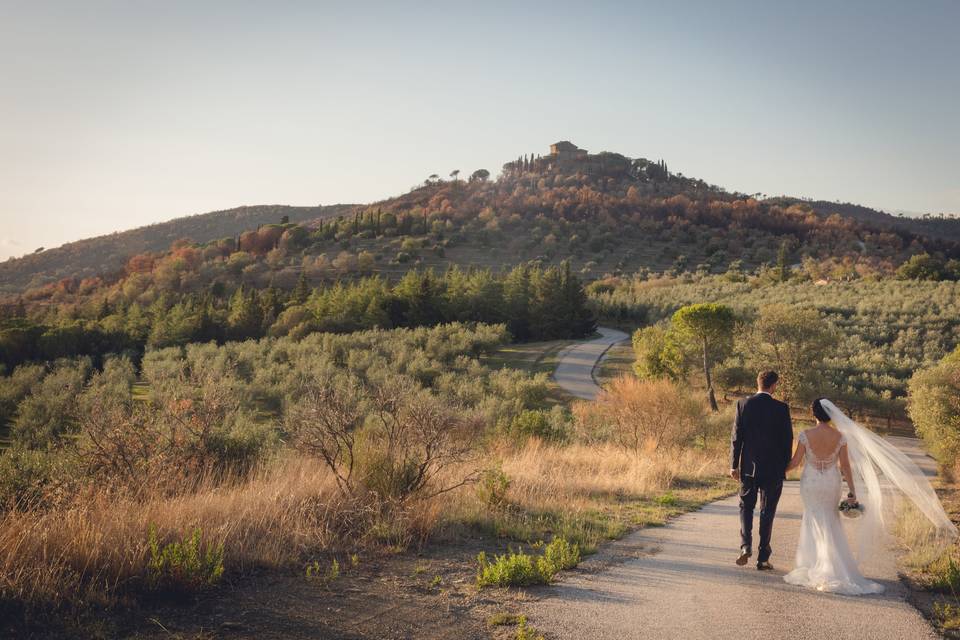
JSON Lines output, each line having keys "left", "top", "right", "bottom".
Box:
{"left": 776, "top": 240, "right": 790, "bottom": 282}
{"left": 560, "top": 260, "right": 597, "bottom": 337}
{"left": 292, "top": 272, "right": 311, "bottom": 305}
{"left": 196, "top": 296, "right": 219, "bottom": 343}
{"left": 227, "top": 287, "right": 263, "bottom": 341}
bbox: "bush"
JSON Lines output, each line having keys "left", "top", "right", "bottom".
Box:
{"left": 583, "top": 376, "right": 704, "bottom": 451}
{"left": 476, "top": 548, "right": 542, "bottom": 587}
{"left": 538, "top": 536, "right": 580, "bottom": 575}
{"left": 476, "top": 537, "right": 580, "bottom": 587}
{"left": 507, "top": 409, "right": 567, "bottom": 442}
{"left": 0, "top": 446, "right": 60, "bottom": 509}
{"left": 12, "top": 358, "right": 91, "bottom": 449}
{"left": 515, "top": 616, "right": 545, "bottom": 640}
{"left": 909, "top": 348, "right": 960, "bottom": 477}
{"left": 631, "top": 325, "right": 688, "bottom": 381}
{"left": 476, "top": 467, "right": 511, "bottom": 508}
{"left": 0, "top": 363, "right": 45, "bottom": 428}
{"left": 147, "top": 525, "right": 225, "bottom": 590}
{"left": 289, "top": 377, "right": 479, "bottom": 503}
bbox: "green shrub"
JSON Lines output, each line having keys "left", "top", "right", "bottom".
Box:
{"left": 515, "top": 616, "right": 545, "bottom": 640}
{"left": 909, "top": 348, "right": 960, "bottom": 477}
{"left": 476, "top": 537, "right": 580, "bottom": 587}
{"left": 305, "top": 558, "right": 340, "bottom": 584}
{"left": 147, "top": 526, "right": 225, "bottom": 590}
{"left": 538, "top": 536, "right": 581, "bottom": 576}
{"left": 476, "top": 548, "right": 543, "bottom": 587}
{"left": 655, "top": 491, "right": 679, "bottom": 506}
{"left": 476, "top": 467, "right": 511, "bottom": 508}
{"left": 508, "top": 409, "right": 566, "bottom": 442}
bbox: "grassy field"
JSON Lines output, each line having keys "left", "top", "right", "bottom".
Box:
{"left": 481, "top": 339, "right": 577, "bottom": 376}
{"left": 0, "top": 327, "right": 741, "bottom": 638}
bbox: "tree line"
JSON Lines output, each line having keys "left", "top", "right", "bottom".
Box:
{"left": 0, "top": 262, "right": 596, "bottom": 372}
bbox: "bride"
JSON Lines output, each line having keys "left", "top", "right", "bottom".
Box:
{"left": 783, "top": 397, "right": 957, "bottom": 595}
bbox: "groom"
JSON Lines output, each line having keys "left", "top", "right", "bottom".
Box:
{"left": 730, "top": 370, "right": 793, "bottom": 570}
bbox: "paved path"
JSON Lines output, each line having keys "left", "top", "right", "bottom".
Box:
{"left": 527, "top": 477, "right": 936, "bottom": 640}
{"left": 535, "top": 348, "right": 938, "bottom": 639}
{"left": 553, "top": 327, "right": 629, "bottom": 400}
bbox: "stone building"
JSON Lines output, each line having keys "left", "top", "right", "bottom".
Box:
{"left": 549, "top": 141, "right": 588, "bottom": 159}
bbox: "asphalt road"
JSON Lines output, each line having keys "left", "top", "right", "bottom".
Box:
{"left": 526, "top": 476, "right": 936, "bottom": 640}
{"left": 553, "top": 327, "right": 629, "bottom": 400}
{"left": 532, "top": 338, "right": 938, "bottom": 639}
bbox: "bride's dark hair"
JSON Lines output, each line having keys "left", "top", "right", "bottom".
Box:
{"left": 812, "top": 398, "right": 831, "bottom": 423}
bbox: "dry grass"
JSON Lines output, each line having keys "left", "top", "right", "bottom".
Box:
{"left": 1, "top": 438, "right": 732, "bottom": 615}
{"left": 502, "top": 439, "right": 723, "bottom": 509}
{"left": 438, "top": 438, "right": 732, "bottom": 552}
{"left": 0, "top": 455, "right": 346, "bottom": 609}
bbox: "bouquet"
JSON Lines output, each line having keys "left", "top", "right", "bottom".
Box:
{"left": 839, "top": 498, "right": 863, "bottom": 518}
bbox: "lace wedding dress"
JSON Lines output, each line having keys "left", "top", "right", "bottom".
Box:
{"left": 783, "top": 430, "right": 884, "bottom": 595}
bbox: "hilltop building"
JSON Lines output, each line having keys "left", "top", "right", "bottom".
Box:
{"left": 502, "top": 140, "right": 635, "bottom": 179}
{"left": 549, "top": 140, "right": 588, "bottom": 159}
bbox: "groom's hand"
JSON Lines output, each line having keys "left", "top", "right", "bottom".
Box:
{"left": 729, "top": 468, "right": 740, "bottom": 481}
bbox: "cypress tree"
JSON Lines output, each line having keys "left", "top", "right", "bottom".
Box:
{"left": 292, "top": 272, "right": 311, "bottom": 305}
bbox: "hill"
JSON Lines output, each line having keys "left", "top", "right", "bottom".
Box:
{"left": 5, "top": 140, "right": 960, "bottom": 312}
{"left": 768, "top": 197, "right": 960, "bottom": 242}
{"left": 0, "top": 204, "right": 354, "bottom": 295}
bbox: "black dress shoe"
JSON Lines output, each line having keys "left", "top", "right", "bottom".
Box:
{"left": 736, "top": 548, "right": 752, "bottom": 566}
{"left": 756, "top": 561, "right": 774, "bottom": 571}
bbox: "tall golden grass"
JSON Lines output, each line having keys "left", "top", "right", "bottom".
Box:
{"left": 1, "top": 417, "right": 730, "bottom": 614}
{"left": 0, "top": 455, "right": 343, "bottom": 609}
{"left": 501, "top": 439, "right": 723, "bottom": 513}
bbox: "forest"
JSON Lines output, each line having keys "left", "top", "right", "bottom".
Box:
{"left": 0, "top": 262, "right": 595, "bottom": 372}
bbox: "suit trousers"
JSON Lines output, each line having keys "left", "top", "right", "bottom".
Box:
{"left": 738, "top": 475, "right": 783, "bottom": 562}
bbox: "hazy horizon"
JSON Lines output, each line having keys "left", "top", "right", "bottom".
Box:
{"left": 2, "top": 1, "right": 958, "bottom": 261}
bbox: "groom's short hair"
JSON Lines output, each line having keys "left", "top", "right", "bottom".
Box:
{"left": 758, "top": 370, "right": 779, "bottom": 389}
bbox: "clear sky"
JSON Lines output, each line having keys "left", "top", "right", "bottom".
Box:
{"left": 1, "top": 0, "right": 958, "bottom": 261}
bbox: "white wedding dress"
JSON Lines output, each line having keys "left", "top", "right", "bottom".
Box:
{"left": 783, "top": 430, "right": 884, "bottom": 595}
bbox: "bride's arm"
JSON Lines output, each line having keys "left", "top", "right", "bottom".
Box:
{"left": 839, "top": 444, "right": 857, "bottom": 501}
{"left": 785, "top": 440, "right": 805, "bottom": 471}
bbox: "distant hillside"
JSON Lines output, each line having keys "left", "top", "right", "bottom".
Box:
{"left": 0, "top": 204, "right": 353, "bottom": 294}
{"left": 4, "top": 141, "right": 960, "bottom": 301}
{"left": 769, "top": 198, "right": 960, "bottom": 242}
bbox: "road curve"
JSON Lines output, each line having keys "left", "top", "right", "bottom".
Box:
{"left": 553, "top": 327, "right": 630, "bottom": 400}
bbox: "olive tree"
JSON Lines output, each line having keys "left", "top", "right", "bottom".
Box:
{"left": 741, "top": 304, "right": 838, "bottom": 405}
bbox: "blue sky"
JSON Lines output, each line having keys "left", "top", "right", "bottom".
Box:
{"left": 1, "top": 0, "right": 958, "bottom": 260}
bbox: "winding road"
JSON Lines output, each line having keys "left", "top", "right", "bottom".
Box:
{"left": 535, "top": 328, "right": 938, "bottom": 640}
{"left": 552, "top": 327, "right": 629, "bottom": 399}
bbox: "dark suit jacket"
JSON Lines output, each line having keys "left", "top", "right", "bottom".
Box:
{"left": 730, "top": 392, "right": 793, "bottom": 482}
